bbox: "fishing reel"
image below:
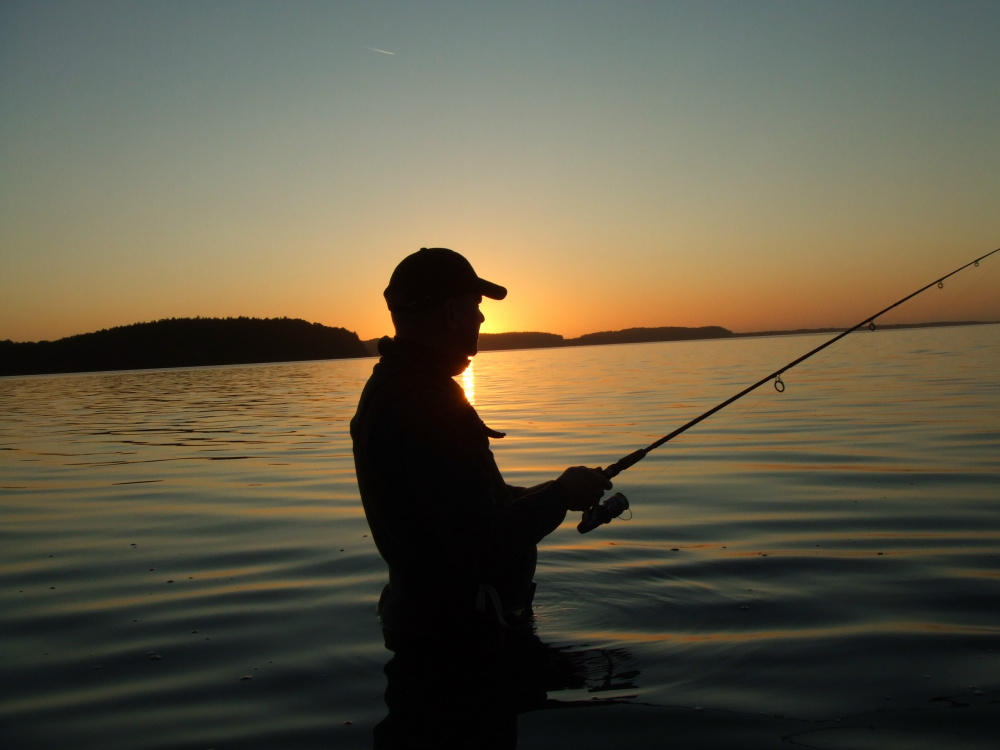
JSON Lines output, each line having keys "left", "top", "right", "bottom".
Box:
{"left": 577, "top": 492, "right": 630, "bottom": 534}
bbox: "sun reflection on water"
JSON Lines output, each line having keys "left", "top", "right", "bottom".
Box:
{"left": 461, "top": 359, "right": 475, "bottom": 404}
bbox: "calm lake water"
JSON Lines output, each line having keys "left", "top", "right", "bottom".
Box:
{"left": 2, "top": 325, "right": 998, "bottom": 749}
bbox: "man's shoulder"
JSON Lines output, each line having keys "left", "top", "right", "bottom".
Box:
{"left": 356, "top": 364, "right": 469, "bottom": 434}
{"left": 370, "top": 363, "right": 463, "bottom": 406}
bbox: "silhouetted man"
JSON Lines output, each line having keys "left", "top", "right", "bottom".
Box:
{"left": 351, "top": 248, "right": 612, "bottom": 747}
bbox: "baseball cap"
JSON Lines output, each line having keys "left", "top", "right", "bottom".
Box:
{"left": 383, "top": 248, "right": 507, "bottom": 311}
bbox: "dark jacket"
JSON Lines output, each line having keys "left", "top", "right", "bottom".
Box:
{"left": 351, "top": 337, "right": 569, "bottom": 642}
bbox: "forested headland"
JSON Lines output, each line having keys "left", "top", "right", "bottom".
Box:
{"left": 0, "top": 317, "right": 367, "bottom": 376}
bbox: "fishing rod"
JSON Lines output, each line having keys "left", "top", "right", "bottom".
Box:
{"left": 578, "top": 247, "right": 999, "bottom": 533}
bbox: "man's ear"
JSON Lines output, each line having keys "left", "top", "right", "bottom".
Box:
{"left": 442, "top": 297, "right": 460, "bottom": 331}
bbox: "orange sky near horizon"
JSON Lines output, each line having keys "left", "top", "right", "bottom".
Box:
{"left": 2, "top": 2, "right": 997, "bottom": 344}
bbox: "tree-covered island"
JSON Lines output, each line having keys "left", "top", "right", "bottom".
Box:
{"left": 0, "top": 317, "right": 367, "bottom": 376}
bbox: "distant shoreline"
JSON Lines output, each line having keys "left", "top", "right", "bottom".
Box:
{"left": 729, "top": 320, "right": 997, "bottom": 339}
{"left": 2, "top": 318, "right": 995, "bottom": 377}
{"left": 367, "top": 319, "right": 996, "bottom": 356}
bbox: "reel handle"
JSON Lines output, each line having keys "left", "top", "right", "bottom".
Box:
{"left": 578, "top": 492, "right": 630, "bottom": 533}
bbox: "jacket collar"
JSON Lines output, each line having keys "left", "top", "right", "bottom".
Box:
{"left": 377, "top": 336, "right": 472, "bottom": 378}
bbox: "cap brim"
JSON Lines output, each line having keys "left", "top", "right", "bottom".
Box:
{"left": 478, "top": 278, "right": 507, "bottom": 301}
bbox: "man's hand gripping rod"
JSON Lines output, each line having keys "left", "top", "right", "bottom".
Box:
{"left": 579, "top": 247, "right": 999, "bottom": 533}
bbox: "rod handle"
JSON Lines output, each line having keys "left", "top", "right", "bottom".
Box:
{"left": 602, "top": 449, "right": 647, "bottom": 479}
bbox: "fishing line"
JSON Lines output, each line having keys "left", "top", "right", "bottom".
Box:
{"left": 603, "top": 247, "right": 1000, "bottom": 480}
{"left": 579, "top": 247, "right": 999, "bottom": 533}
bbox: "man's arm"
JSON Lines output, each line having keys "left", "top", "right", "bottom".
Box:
{"left": 509, "top": 467, "right": 612, "bottom": 511}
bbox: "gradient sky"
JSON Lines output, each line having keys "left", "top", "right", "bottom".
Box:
{"left": 2, "top": 1, "right": 998, "bottom": 343}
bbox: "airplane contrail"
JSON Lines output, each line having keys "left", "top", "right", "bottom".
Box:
{"left": 365, "top": 47, "right": 395, "bottom": 55}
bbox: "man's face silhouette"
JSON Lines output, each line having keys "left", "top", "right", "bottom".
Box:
{"left": 445, "top": 293, "right": 485, "bottom": 358}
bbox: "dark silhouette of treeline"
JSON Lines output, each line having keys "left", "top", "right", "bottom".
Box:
{"left": 361, "top": 326, "right": 735, "bottom": 355}
{"left": 730, "top": 320, "right": 992, "bottom": 338}
{"left": 361, "top": 320, "right": 995, "bottom": 355}
{"left": 472, "top": 321, "right": 990, "bottom": 352}
{"left": 6, "top": 318, "right": 991, "bottom": 376}
{"left": 0, "top": 317, "right": 367, "bottom": 376}
{"left": 479, "top": 331, "right": 566, "bottom": 351}
{"left": 565, "top": 325, "right": 732, "bottom": 347}
{"left": 476, "top": 326, "right": 732, "bottom": 350}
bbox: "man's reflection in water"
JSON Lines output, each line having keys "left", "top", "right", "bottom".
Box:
{"left": 374, "top": 623, "right": 638, "bottom": 749}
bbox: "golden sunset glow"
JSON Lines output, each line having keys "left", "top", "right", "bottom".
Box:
{"left": 1, "top": 3, "right": 998, "bottom": 344}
